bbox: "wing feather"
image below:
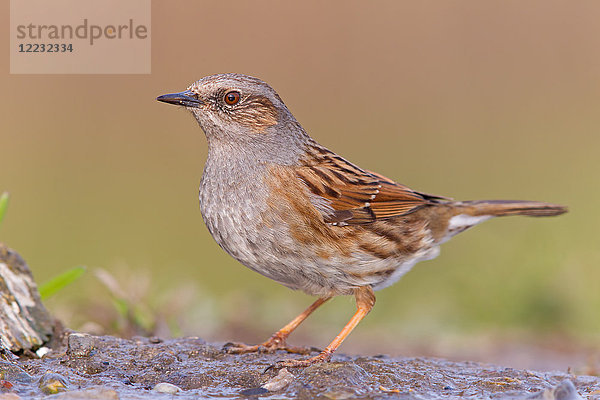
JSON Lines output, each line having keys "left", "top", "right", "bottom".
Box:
{"left": 296, "top": 143, "right": 442, "bottom": 225}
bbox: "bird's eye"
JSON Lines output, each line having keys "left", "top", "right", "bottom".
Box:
{"left": 224, "top": 91, "right": 241, "bottom": 106}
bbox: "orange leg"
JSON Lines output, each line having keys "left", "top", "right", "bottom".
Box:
{"left": 270, "top": 286, "right": 375, "bottom": 369}
{"left": 224, "top": 297, "right": 330, "bottom": 355}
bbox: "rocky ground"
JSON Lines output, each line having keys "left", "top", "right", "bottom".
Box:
{"left": 1, "top": 243, "right": 598, "bottom": 399}
{"left": 0, "top": 332, "right": 597, "bottom": 399}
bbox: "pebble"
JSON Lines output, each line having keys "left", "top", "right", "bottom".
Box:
{"left": 35, "top": 347, "right": 50, "bottom": 358}
{"left": 262, "top": 368, "right": 295, "bottom": 392}
{"left": 54, "top": 386, "right": 119, "bottom": 399}
{"left": 67, "top": 333, "right": 95, "bottom": 357}
{"left": 153, "top": 382, "right": 181, "bottom": 394}
{"left": 38, "top": 372, "right": 68, "bottom": 394}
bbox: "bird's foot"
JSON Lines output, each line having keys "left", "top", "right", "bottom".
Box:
{"left": 265, "top": 351, "right": 333, "bottom": 372}
{"left": 223, "top": 335, "right": 316, "bottom": 355}
{"left": 222, "top": 341, "right": 261, "bottom": 354}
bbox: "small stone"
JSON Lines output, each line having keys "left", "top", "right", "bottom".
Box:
{"left": 38, "top": 372, "right": 68, "bottom": 394}
{"left": 262, "top": 368, "right": 294, "bottom": 392}
{"left": 35, "top": 347, "right": 50, "bottom": 358}
{"left": 54, "top": 386, "right": 118, "bottom": 399}
{"left": 67, "top": 333, "right": 95, "bottom": 357}
{"left": 153, "top": 382, "right": 181, "bottom": 394}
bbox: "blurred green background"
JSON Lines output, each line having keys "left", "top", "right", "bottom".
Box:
{"left": 2, "top": 1, "right": 599, "bottom": 371}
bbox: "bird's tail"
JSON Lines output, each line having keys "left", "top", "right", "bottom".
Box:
{"left": 454, "top": 200, "right": 567, "bottom": 217}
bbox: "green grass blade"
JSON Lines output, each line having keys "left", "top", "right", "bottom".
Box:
{"left": 39, "top": 266, "right": 87, "bottom": 300}
{"left": 0, "top": 192, "right": 9, "bottom": 227}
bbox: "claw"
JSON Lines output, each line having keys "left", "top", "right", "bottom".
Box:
{"left": 222, "top": 342, "right": 259, "bottom": 354}
{"left": 222, "top": 341, "right": 236, "bottom": 350}
{"left": 263, "top": 363, "right": 277, "bottom": 374}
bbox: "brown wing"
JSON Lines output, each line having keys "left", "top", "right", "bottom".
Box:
{"left": 295, "top": 144, "right": 444, "bottom": 225}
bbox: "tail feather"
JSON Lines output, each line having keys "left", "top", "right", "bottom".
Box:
{"left": 456, "top": 200, "right": 567, "bottom": 217}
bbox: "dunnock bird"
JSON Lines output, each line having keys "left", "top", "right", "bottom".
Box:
{"left": 157, "top": 73, "right": 566, "bottom": 368}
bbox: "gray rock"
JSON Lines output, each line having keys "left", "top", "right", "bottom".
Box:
{"left": 12, "top": 335, "right": 600, "bottom": 399}
{"left": 0, "top": 244, "right": 54, "bottom": 352}
{"left": 262, "top": 367, "right": 295, "bottom": 391}
{"left": 66, "top": 333, "right": 95, "bottom": 358}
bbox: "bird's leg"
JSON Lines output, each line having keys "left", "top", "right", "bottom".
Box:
{"left": 224, "top": 297, "right": 330, "bottom": 355}
{"left": 269, "top": 286, "right": 375, "bottom": 369}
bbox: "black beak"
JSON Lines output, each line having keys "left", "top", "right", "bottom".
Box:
{"left": 156, "top": 90, "right": 202, "bottom": 108}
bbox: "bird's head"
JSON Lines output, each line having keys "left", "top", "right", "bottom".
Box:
{"left": 157, "top": 74, "right": 302, "bottom": 145}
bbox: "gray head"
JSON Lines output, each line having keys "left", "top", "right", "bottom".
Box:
{"left": 157, "top": 74, "right": 310, "bottom": 162}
